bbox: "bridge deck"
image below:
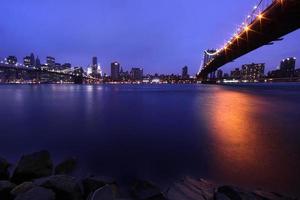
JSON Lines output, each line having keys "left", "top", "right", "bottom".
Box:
{"left": 198, "top": 0, "right": 300, "bottom": 78}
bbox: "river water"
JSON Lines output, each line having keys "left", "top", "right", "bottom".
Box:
{"left": 0, "top": 83, "right": 299, "bottom": 196}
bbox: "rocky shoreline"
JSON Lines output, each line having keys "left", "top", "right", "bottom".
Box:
{"left": 0, "top": 151, "right": 297, "bottom": 200}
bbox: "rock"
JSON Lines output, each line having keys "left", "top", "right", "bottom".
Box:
{"left": 11, "top": 150, "right": 53, "bottom": 184}
{"left": 131, "top": 180, "right": 166, "bottom": 200}
{"left": 0, "top": 180, "right": 16, "bottom": 200}
{"left": 216, "top": 185, "right": 259, "bottom": 200}
{"left": 0, "top": 157, "right": 10, "bottom": 180}
{"left": 82, "top": 176, "right": 116, "bottom": 197}
{"left": 15, "top": 186, "right": 55, "bottom": 200}
{"left": 167, "top": 177, "right": 216, "bottom": 200}
{"left": 35, "top": 175, "right": 83, "bottom": 200}
{"left": 253, "top": 190, "right": 296, "bottom": 200}
{"left": 88, "top": 185, "right": 115, "bottom": 200}
{"left": 11, "top": 182, "right": 36, "bottom": 197}
{"left": 214, "top": 192, "right": 232, "bottom": 200}
{"left": 55, "top": 157, "right": 77, "bottom": 175}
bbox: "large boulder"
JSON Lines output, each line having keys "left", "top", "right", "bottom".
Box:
{"left": 54, "top": 157, "right": 77, "bottom": 175}
{"left": 82, "top": 176, "right": 115, "bottom": 197}
{"left": 215, "top": 186, "right": 297, "bottom": 200}
{"left": 15, "top": 186, "right": 55, "bottom": 200}
{"left": 167, "top": 177, "right": 216, "bottom": 200}
{"left": 11, "top": 182, "right": 36, "bottom": 197}
{"left": 253, "top": 190, "right": 296, "bottom": 200}
{"left": 131, "top": 180, "right": 166, "bottom": 200}
{"left": 35, "top": 175, "right": 83, "bottom": 200}
{"left": 216, "top": 185, "right": 260, "bottom": 200}
{"left": 0, "top": 157, "right": 10, "bottom": 180}
{"left": 11, "top": 151, "right": 53, "bottom": 184}
{"left": 0, "top": 180, "right": 16, "bottom": 200}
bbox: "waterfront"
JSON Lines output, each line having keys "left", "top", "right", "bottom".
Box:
{"left": 0, "top": 83, "right": 300, "bottom": 197}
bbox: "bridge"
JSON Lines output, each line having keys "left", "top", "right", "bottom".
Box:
{"left": 0, "top": 64, "right": 100, "bottom": 84}
{"left": 197, "top": 0, "right": 300, "bottom": 79}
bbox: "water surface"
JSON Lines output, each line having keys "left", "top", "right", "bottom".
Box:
{"left": 0, "top": 83, "right": 299, "bottom": 196}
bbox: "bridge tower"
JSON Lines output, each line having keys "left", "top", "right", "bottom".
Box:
{"left": 198, "top": 49, "right": 217, "bottom": 80}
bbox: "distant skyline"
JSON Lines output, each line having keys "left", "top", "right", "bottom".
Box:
{"left": 0, "top": 0, "right": 299, "bottom": 75}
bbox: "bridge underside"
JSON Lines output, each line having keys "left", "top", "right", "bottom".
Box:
{"left": 198, "top": 0, "right": 300, "bottom": 79}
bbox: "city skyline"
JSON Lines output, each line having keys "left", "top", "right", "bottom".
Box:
{"left": 1, "top": 0, "right": 299, "bottom": 75}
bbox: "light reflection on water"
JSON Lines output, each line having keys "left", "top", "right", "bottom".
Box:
{"left": 0, "top": 84, "right": 299, "bottom": 196}
{"left": 198, "top": 87, "right": 300, "bottom": 195}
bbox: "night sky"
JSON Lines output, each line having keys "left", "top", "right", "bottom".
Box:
{"left": 1, "top": 0, "right": 299, "bottom": 75}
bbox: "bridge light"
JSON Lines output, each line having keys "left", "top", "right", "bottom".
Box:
{"left": 253, "top": 5, "right": 257, "bottom": 10}
{"left": 257, "top": 13, "right": 263, "bottom": 20}
{"left": 244, "top": 25, "right": 249, "bottom": 32}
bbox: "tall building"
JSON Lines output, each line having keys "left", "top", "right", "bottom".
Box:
{"left": 280, "top": 57, "right": 296, "bottom": 77}
{"left": 295, "top": 68, "right": 300, "bottom": 77}
{"left": 241, "top": 63, "right": 265, "bottom": 81}
{"left": 92, "top": 57, "right": 98, "bottom": 75}
{"left": 36, "top": 57, "right": 41, "bottom": 68}
{"left": 130, "top": 68, "right": 143, "bottom": 81}
{"left": 55, "top": 63, "right": 62, "bottom": 70}
{"left": 30, "top": 53, "right": 35, "bottom": 67}
{"left": 111, "top": 62, "right": 120, "bottom": 81}
{"left": 62, "top": 63, "right": 71, "bottom": 70}
{"left": 182, "top": 66, "right": 189, "bottom": 79}
{"left": 7, "top": 56, "right": 17, "bottom": 65}
{"left": 120, "top": 67, "right": 130, "bottom": 81}
{"left": 46, "top": 56, "right": 55, "bottom": 69}
{"left": 230, "top": 68, "right": 241, "bottom": 79}
{"left": 23, "top": 56, "right": 31, "bottom": 67}
{"left": 92, "top": 57, "right": 98, "bottom": 66}
{"left": 88, "top": 57, "right": 102, "bottom": 78}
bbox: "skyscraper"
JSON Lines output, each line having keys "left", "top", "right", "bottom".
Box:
{"left": 241, "top": 63, "right": 265, "bottom": 81}
{"left": 130, "top": 68, "right": 143, "bottom": 81}
{"left": 182, "top": 66, "right": 189, "bottom": 79}
{"left": 88, "top": 57, "right": 102, "bottom": 78}
{"left": 111, "top": 62, "right": 120, "bottom": 81}
{"left": 280, "top": 57, "right": 296, "bottom": 77}
{"left": 30, "top": 53, "right": 35, "bottom": 67}
{"left": 230, "top": 68, "right": 241, "bottom": 79}
{"left": 7, "top": 56, "right": 17, "bottom": 65}
{"left": 62, "top": 63, "right": 71, "bottom": 70}
{"left": 46, "top": 56, "right": 55, "bottom": 69}
{"left": 36, "top": 57, "right": 41, "bottom": 68}
{"left": 23, "top": 56, "right": 31, "bottom": 67}
{"left": 92, "top": 57, "right": 98, "bottom": 66}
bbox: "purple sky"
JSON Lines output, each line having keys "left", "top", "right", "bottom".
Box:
{"left": 0, "top": 0, "right": 299, "bottom": 75}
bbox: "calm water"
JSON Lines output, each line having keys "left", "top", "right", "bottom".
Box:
{"left": 0, "top": 84, "right": 300, "bottom": 196}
